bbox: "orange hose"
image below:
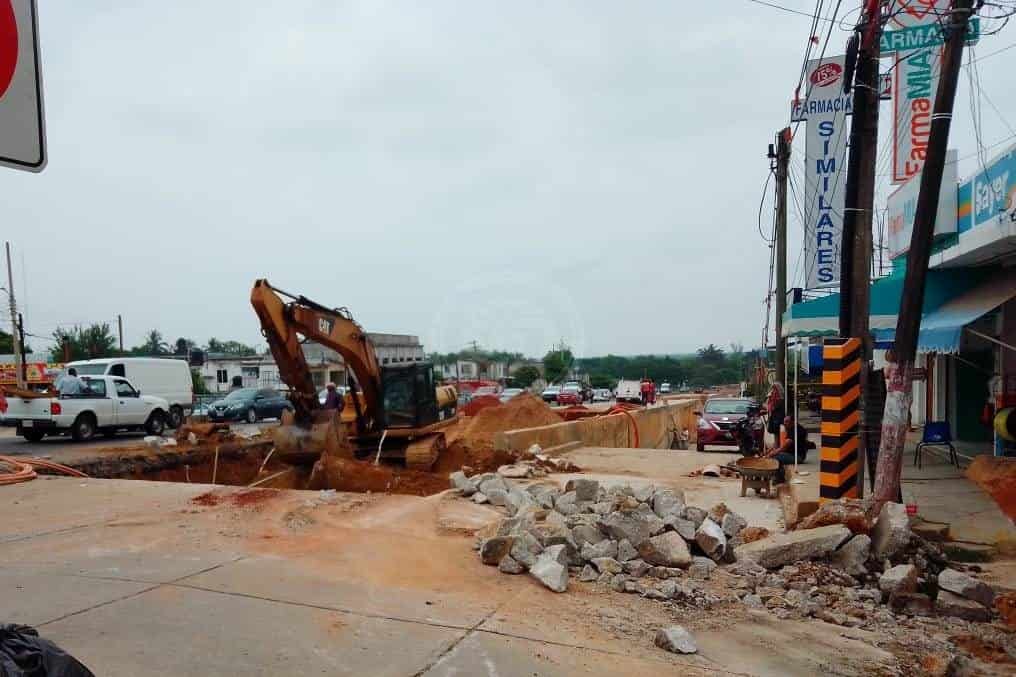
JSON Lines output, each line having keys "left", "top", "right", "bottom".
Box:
{"left": 0, "top": 455, "right": 88, "bottom": 484}
{"left": 602, "top": 406, "right": 640, "bottom": 448}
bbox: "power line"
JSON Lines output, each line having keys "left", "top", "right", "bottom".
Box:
{"left": 743, "top": 0, "right": 839, "bottom": 22}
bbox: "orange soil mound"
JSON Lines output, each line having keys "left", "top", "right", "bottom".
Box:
{"left": 191, "top": 488, "right": 280, "bottom": 508}
{"left": 965, "top": 455, "right": 1016, "bottom": 520}
{"left": 462, "top": 395, "right": 502, "bottom": 417}
{"left": 433, "top": 393, "right": 562, "bottom": 475}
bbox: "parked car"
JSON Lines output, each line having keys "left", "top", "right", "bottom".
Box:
{"left": 499, "top": 388, "right": 524, "bottom": 403}
{"left": 557, "top": 385, "right": 583, "bottom": 406}
{"left": 0, "top": 375, "right": 170, "bottom": 442}
{"left": 659, "top": 382, "right": 672, "bottom": 394}
{"left": 695, "top": 397, "right": 755, "bottom": 452}
{"left": 592, "top": 388, "right": 612, "bottom": 402}
{"left": 66, "top": 357, "right": 193, "bottom": 428}
{"left": 473, "top": 386, "right": 499, "bottom": 398}
{"left": 207, "top": 388, "right": 294, "bottom": 423}
{"left": 541, "top": 385, "right": 561, "bottom": 403}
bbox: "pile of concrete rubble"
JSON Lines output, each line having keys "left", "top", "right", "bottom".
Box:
{"left": 449, "top": 471, "right": 1002, "bottom": 632}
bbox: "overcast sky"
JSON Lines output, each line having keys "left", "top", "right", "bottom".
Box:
{"left": 4, "top": 1, "right": 1015, "bottom": 358}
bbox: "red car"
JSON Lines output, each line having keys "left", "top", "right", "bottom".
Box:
{"left": 695, "top": 397, "right": 755, "bottom": 451}
{"left": 556, "top": 386, "right": 583, "bottom": 406}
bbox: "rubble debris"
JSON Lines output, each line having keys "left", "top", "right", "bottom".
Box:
{"left": 936, "top": 591, "right": 991, "bottom": 622}
{"left": 964, "top": 454, "right": 1016, "bottom": 520}
{"left": 734, "top": 524, "right": 852, "bottom": 569}
{"left": 879, "top": 564, "right": 918, "bottom": 597}
{"left": 480, "top": 536, "right": 515, "bottom": 565}
{"left": 654, "top": 626, "right": 697, "bottom": 654}
{"left": 888, "top": 592, "right": 933, "bottom": 617}
{"left": 695, "top": 518, "right": 726, "bottom": 562}
{"left": 871, "top": 502, "right": 911, "bottom": 559}
{"left": 830, "top": 534, "right": 872, "bottom": 577}
{"left": 738, "top": 526, "right": 770, "bottom": 544}
{"left": 795, "top": 498, "right": 871, "bottom": 534}
{"left": 565, "top": 478, "right": 599, "bottom": 502}
{"left": 937, "top": 568, "right": 995, "bottom": 608}
{"left": 530, "top": 546, "right": 569, "bottom": 592}
{"left": 639, "top": 532, "right": 692, "bottom": 568}
{"left": 448, "top": 471, "right": 477, "bottom": 496}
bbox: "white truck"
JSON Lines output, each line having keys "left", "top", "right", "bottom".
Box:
{"left": 67, "top": 357, "right": 193, "bottom": 428}
{"left": 615, "top": 379, "right": 643, "bottom": 404}
{"left": 0, "top": 375, "right": 170, "bottom": 442}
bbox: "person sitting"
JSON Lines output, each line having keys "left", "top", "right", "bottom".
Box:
{"left": 764, "top": 415, "right": 814, "bottom": 480}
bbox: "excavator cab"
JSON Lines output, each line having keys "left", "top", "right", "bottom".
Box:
{"left": 380, "top": 362, "right": 439, "bottom": 429}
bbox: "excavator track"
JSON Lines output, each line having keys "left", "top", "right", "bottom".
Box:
{"left": 404, "top": 432, "right": 446, "bottom": 471}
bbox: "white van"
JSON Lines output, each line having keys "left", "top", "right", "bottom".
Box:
{"left": 66, "top": 357, "right": 193, "bottom": 428}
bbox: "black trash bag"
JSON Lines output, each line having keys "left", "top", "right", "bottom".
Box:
{"left": 0, "top": 624, "right": 94, "bottom": 677}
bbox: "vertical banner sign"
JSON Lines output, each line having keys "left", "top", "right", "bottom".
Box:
{"left": 0, "top": 0, "right": 45, "bottom": 172}
{"left": 820, "top": 337, "right": 861, "bottom": 502}
{"left": 791, "top": 55, "right": 851, "bottom": 288}
{"left": 886, "top": 0, "right": 951, "bottom": 185}
{"left": 886, "top": 149, "right": 958, "bottom": 257}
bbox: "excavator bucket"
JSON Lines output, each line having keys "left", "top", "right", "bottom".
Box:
{"left": 271, "top": 409, "right": 354, "bottom": 466}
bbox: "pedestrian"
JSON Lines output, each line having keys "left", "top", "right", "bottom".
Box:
{"left": 649, "top": 379, "right": 657, "bottom": 405}
{"left": 54, "top": 367, "right": 86, "bottom": 396}
{"left": 763, "top": 415, "right": 812, "bottom": 481}
{"left": 322, "top": 382, "right": 343, "bottom": 411}
{"left": 640, "top": 378, "right": 650, "bottom": 407}
{"left": 764, "top": 382, "right": 785, "bottom": 445}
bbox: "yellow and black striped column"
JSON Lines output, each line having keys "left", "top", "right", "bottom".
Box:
{"left": 820, "top": 338, "right": 860, "bottom": 501}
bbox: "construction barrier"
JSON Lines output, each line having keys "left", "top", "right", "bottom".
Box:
{"left": 820, "top": 338, "right": 860, "bottom": 502}
{"left": 493, "top": 399, "right": 701, "bottom": 454}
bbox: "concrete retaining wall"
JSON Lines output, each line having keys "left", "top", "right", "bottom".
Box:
{"left": 494, "top": 398, "right": 702, "bottom": 454}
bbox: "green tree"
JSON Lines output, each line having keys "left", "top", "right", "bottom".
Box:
{"left": 134, "top": 329, "right": 169, "bottom": 356}
{"left": 588, "top": 373, "right": 615, "bottom": 389}
{"left": 191, "top": 368, "right": 208, "bottom": 394}
{"left": 542, "top": 345, "right": 574, "bottom": 384}
{"left": 513, "top": 365, "right": 541, "bottom": 388}
{"left": 174, "top": 337, "right": 196, "bottom": 355}
{"left": 697, "top": 344, "right": 725, "bottom": 365}
{"left": 50, "top": 324, "right": 117, "bottom": 361}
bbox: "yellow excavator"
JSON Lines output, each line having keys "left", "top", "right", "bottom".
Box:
{"left": 250, "top": 279, "right": 458, "bottom": 471}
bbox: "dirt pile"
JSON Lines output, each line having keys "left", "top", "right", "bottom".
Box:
{"left": 462, "top": 394, "right": 501, "bottom": 417}
{"left": 191, "top": 488, "right": 280, "bottom": 508}
{"left": 965, "top": 455, "right": 1016, "bottom": 519}
{"left": 436, "top": 393, "right": 562, "bottom": 475}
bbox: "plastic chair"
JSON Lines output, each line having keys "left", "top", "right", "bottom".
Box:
{"left": 914, "top": 421, "right": 959, "bottom": 469}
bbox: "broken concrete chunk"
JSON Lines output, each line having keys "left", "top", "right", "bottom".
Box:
{"left": 579, "top": 564, "right": 599, "bottom": 582}
{"left": 622, "top": 559, "right": 651, "bottom": 578}
{"left": 591, "top": 557, "right": 623, "bottom": 575}
{"left": 554, "top": 491, "right": 579, "bottom": 516}
{"left": 498, "top": 555, "right": 525, "bottom": 574}
{"left": 598, "top": 510, "right": 655, "bottom": 547}
{"left": 497, "top": 514, "right": 535, "bottom": 537}
{"left": 545, "top": 509, "right": 569, "bottom": 530}
{"left": 565, "top": 478, "right": 600, "bottom": 502}
{"left": 871, "top": 502, "right": 911, "bottom": 559}
{"left": 480, "top": 536, "right": 515, "bottom": 566}
{"left": 544, "top": 534, "right": 581, "bottom": 566}
{"left": 617, "top": 539, "right": 638, "bottom": 562}
{"left": 667, "top": 516, "right": 697, "bottom": 542}
{"left": 681, "top": 506, "right": 707, "bottom": 528}
{"left": 688, "top": 556, "right": 717, "bottom": 580}
{"left": 734, "top": 525, "right": 852, "bottom": 569}
{"left": 638, "top": 531, "right": 692, "bottom": 568}
{"left": 742, "top": 594, "right": 764, "bottom": 608}
{"left": 596, "top": 571, "right": 613, "bottom": 585}
{"left": 509, "top": 532, "right": 543, "bottom": 569}
{"left": 609, "top": 574, "right": 629, "bottom": 592}
{"left": 655, "top": 626, "right": 697, "bottom": 654}
{"left": 471, "top": 492, "right": 489, "bottom": 504}
{"left": 505, "top": 488, "right": 536, "bottom": 516}
{"left": 571, "top": 524, "right": 603, "bottom": 547}
{"left": 632, "top": 484, "right": 655, "bottom": 503}
{"left": 485, "top": 488, "right": 509, "bottom": 507}
{"left": 529, "top": 550, "right": 569, "bottom": 593}
{"left": 707, "top": 503, "right": 730, "bottom": 524}
{"left": 580, "top": 539, "right": 618, "bottom": 562}
{"left": 721, "top": 511, "right": 747, "bottom": 538}
{"left": 935, "top": 590, "right": 991, "bottom": 622}
{"left": 541, "top": 543, "right": 570, "bottom": 567}
{"left": 937, "top": 568, "right": 995, "bottom": 608}
{"left": 830, "top": 534, "right": 872, "bottom": 578}
{"left": 652, "top": 489, "right": 685, "bottom": 519}
{"left": 590, "top": 501, "right": 613, "bottom": 515}
{"left": 449, "top": 471, "right": 477, "bottom": 495}
{"left": 879, "top": 564, "right": 918, "bottom": 597}
{"left": 478, "top": 476, "right": 510, "bottom": 497}
{"left": 657, "top": 579, "right": 679, "bottom": 598}
{"left": 695, "top": 518, "right": 727, "bottom": 562}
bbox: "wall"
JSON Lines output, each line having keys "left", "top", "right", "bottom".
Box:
{"left": 493, "top": 399, "right": 702, "bottom": 454}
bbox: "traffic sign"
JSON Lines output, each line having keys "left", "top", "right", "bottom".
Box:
{"left": 0, "top": 0, "right": 45, "bottom": 172}
{"left": 880, "top": 17, "right": 980, "bottom": 55}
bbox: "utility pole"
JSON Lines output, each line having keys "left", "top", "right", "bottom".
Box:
{"left": 17, "top": 313, "right": 26, "bottom": 381}
{"left": 118, "top": 314, "right": 124, "bottom": 354}
{"left": 5, "top": 242, "right": 24, "bottom": 389}
{"left": 873, "top": 0, "right": 975, "bottom": 505}
{"left": 772, "top": 128, "right": 791, "bottom": 386}
{"left": 841, "top": 0, "right": 885, "bottom": 496}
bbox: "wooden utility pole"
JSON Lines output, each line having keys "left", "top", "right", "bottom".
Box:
{"left": 773, "top": 128, "right": 791, "bottom": 385}
{"left": 118, "top": 314, "right": 124, "bottom": 353}
{"left": 873, "top": 0, "right": 975, "bottom": 505}
{"left": 841, "top": 0, "right": 885, "bottom": 495}
{"left": 5, "top": 242, "right": 24, "bottom": 389}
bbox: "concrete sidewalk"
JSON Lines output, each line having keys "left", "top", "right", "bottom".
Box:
{"left": 1, "top": 476, "right": 899, "bottom": 676}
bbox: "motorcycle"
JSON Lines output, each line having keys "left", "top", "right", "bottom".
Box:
{"left": 731, "top": 404, "right": 766, "bottom": 457}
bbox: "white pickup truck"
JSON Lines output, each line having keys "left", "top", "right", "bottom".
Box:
{"left": 0, "top": 375, "right": 170, "bottom": 442}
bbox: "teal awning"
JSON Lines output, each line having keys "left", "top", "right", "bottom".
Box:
{"left": 872, "top": 271, "right": 1016, "bottom": 353}
{"left": 782, "top": 268, "right": 994, "bottom": 339}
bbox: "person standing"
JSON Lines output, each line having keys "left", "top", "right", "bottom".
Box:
{"left": 322, "top": 382, "right": 343, "bottom": 411}
{"left": 764, "top": 382, "right": 785, "bottom": 445}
